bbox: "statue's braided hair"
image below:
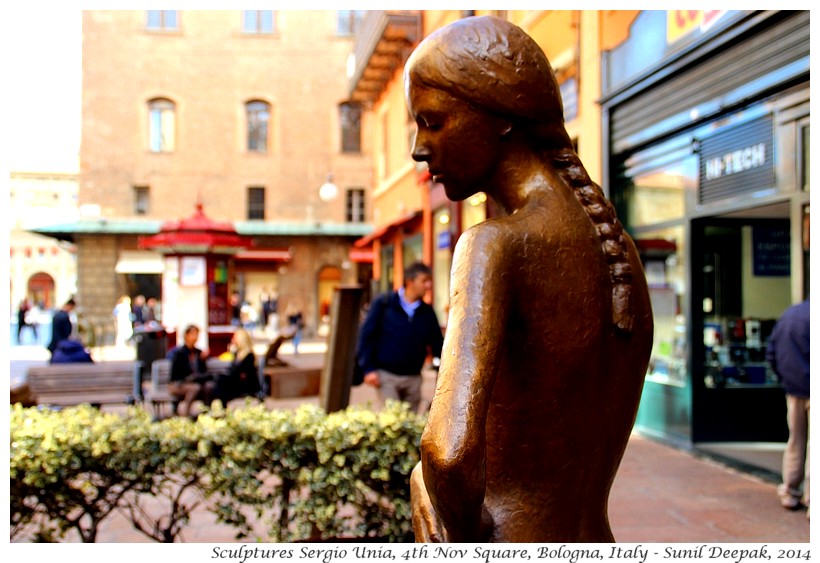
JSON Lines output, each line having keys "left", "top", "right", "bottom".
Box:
{"left": 552, "top": 148, "right": 634, "bottom": 332}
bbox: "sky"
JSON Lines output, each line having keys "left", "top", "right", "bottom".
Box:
{"left": 5, "top": 8, "right": 82, "bottom": 173}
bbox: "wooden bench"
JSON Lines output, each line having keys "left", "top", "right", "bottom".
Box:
{"left": 146, "top": 358, "right": 261, "bottom": 418}
{"left": 26, "top": 361, "right": 142, "bottom": 409}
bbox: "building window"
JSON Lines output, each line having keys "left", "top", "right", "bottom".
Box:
{"left": 340, "top": 102, "right": 361, "bottom": 153}
{"left": 246, "top": 100, "right": 270, "bottom": 152}
{"left": 243, "top": 10, "right": 275, "bottom": 34}
{"left": 346, "top": 188, "right": 365, "bottom": 223}
{"left": 148, "top": 99, "right": 176, "bottom": 153}
{"left": 337, "top": 10, "right": 366, "bottom": 36}
{"left": 247, "top": 186, "right": 265, "bottom": 220}
{"left": 146, "top": 10, "right": 178, "bottom": 31}
{"left": 134, "top": 185, "right": 149, "bottom": 215}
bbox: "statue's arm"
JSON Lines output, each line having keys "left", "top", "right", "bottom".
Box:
{"left": 421, "top": 227, "right": 510, "bottom": 541}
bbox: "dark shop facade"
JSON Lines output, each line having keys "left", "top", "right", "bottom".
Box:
{"left": 600, "top": 10, "right": 810, "bottom": 467}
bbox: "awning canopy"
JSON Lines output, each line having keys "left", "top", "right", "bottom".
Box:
{"left": 349, "top": 249, "right": 374, "bottom": 263}
{"left": 139, "top": 202, "right": 253, "bottom": 254}
{"left": 354, "top": 211, "right": 422, "bottom": 248}
{"left": 115, "top": 250, "right": 164, "bottom": 274}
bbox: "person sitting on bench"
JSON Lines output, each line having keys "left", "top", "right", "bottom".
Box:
{"left": 168, "top": 324, "right": 212, "bottom": 417}
{"left": 213, "top": 328, "right": 262, "bottom": 404}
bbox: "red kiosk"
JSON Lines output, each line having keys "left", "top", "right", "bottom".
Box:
{"left": 139, "top": 202, "right": 253, "bottom": 355}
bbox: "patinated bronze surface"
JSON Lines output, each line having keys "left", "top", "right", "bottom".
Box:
{"left": 404, "top": 16, "right": 654, "bottom": 543}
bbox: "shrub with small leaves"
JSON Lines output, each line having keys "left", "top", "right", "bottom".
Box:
{"left": 10, "top": 400, "right": 426, "bottom": 542}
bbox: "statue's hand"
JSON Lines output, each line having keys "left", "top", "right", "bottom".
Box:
{"left": 410, "top": 462, "right": 446, "bottom": 542}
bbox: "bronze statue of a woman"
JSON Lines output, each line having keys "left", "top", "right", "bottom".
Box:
{"left": 404, "top": 16, "right": 654, "bottom": 542}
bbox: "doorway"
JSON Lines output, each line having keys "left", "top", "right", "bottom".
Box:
{"left": 28, "top": 272, "right": 55, "bottom": 309}
{"left": 691, "top": 210, "right": 792, "bottom": 444}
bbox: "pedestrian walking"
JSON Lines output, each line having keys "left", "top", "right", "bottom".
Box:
{"left": 766, "top": 298, "right": 810, "bottom": 515}
{"left": 16, "top": 298, "right": 38, "bottom": 344}
{"left": 355, "top": 262, "right": 444, "bottom": 413}
{"left": 113, "top": 295, "right": 133, "bottom": 347}
{"left": 284, "top": 303, "right": 305, "bottom": 355}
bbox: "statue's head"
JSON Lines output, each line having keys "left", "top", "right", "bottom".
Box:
{"left": 405, "top": 16, "right": 565, "bottom": 132}
{"left": 404, "top": 16, "right": 571, "bottom": 200}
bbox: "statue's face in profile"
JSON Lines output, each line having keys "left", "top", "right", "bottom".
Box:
{"left": 407, "top": 83, "right": 508, "bottom": 202}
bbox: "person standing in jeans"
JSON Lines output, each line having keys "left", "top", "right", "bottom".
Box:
{"left": 767, "top": 298, "right": 810, "bottom": 516}
{"left": 356, "top": 262, "right": 444, "bottom": 413}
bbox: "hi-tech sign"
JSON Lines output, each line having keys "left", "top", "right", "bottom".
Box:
{"left": 698, "top": 115, "right": 774, "bottom": 205}
{"left": 704, "top": 143, "right": 767, "bottom": 180}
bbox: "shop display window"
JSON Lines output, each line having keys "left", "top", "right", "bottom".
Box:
{"left": 432, "top": 207, "right": 452, "bottom": 324}
{"left": 698, "top": 222, "right": 791, "bottom": 389}
{"left": 620, "top": 141, "right": 696, "bottom": 387}
{"left": 461, "top": 192, "right": 487, "bottom": 231}
{"left": 635, "top": 226, "right": 687, "bottom": 386}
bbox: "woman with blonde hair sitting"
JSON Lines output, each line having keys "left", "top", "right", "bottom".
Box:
{"left": 213, "top": 328, "right": 262, "bottom": 404}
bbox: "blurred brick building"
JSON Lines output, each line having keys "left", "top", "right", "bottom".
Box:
{"left": 35, "top": 10, "right": 374, "bottom": 343}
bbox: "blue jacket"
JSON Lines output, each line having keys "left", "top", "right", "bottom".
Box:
{"left": 766, "top": 299, "right": 810, "bottom": 398}
{"left": 356, "top": 291, "right": 444, "bottom": 376}
{"left": 50, "top": 339, "right": 93, "bottom": 364}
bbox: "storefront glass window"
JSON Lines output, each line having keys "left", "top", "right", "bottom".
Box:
{"left": 699, "top": 222, "right": 791, "bottom": 389}
{"left": 627, "top": 157, "right": 695, "bottom": 227}
{"left": 432, "top": 208, "right": 452, "bottom": 325}
{"left": 402, "top": 233, "right": 423, "bottom": 269}
{"left": 621, "top": 139, "right": 695, "bottom": 388}
{"left": 633, "top": 225, "right": 687, "bottom": 386}
{"left": 461, "top": 192, "right": 487, "bottom": 230}
{"left": 379, "top": 245, "right": 394, "bottom": 295}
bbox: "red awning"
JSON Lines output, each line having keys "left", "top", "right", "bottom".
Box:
{"left": 635, "top": 238, "right": 678, "bottom": 258}
{"left": 353, "top": 211, "right": 422, "bottom": 248}
{"left": 139, "top": 202, "right": 253, "bottom": 254}
{"left": 349, "top": 249, "right": 374, "bottom": 263}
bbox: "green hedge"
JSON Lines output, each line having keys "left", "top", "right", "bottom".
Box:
{"left": 10, "top": 400, "right": 425, "bottom": 543}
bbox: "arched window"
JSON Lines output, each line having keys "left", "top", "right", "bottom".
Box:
{"left": 246, "top": 100, "right": 270, "bottom": 152}
{"left": 148, "top": 98, "right": 176, "bottom": 152}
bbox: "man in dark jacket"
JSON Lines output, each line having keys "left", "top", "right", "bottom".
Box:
{"left": 766, "top": 298, "right": 810, "bottom": 513}
{"left": 47, "top": 298, "right": 76, "bottom": 357}
{"left": 168, "top": 324, "right": 210, "bottom": 417}
{"left": 356, "top": 262, "right": 444, "bottom": 412}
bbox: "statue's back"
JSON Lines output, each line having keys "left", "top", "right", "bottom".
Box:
{"left": 470, "top": 193, "right": 653, "bottom": 541}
